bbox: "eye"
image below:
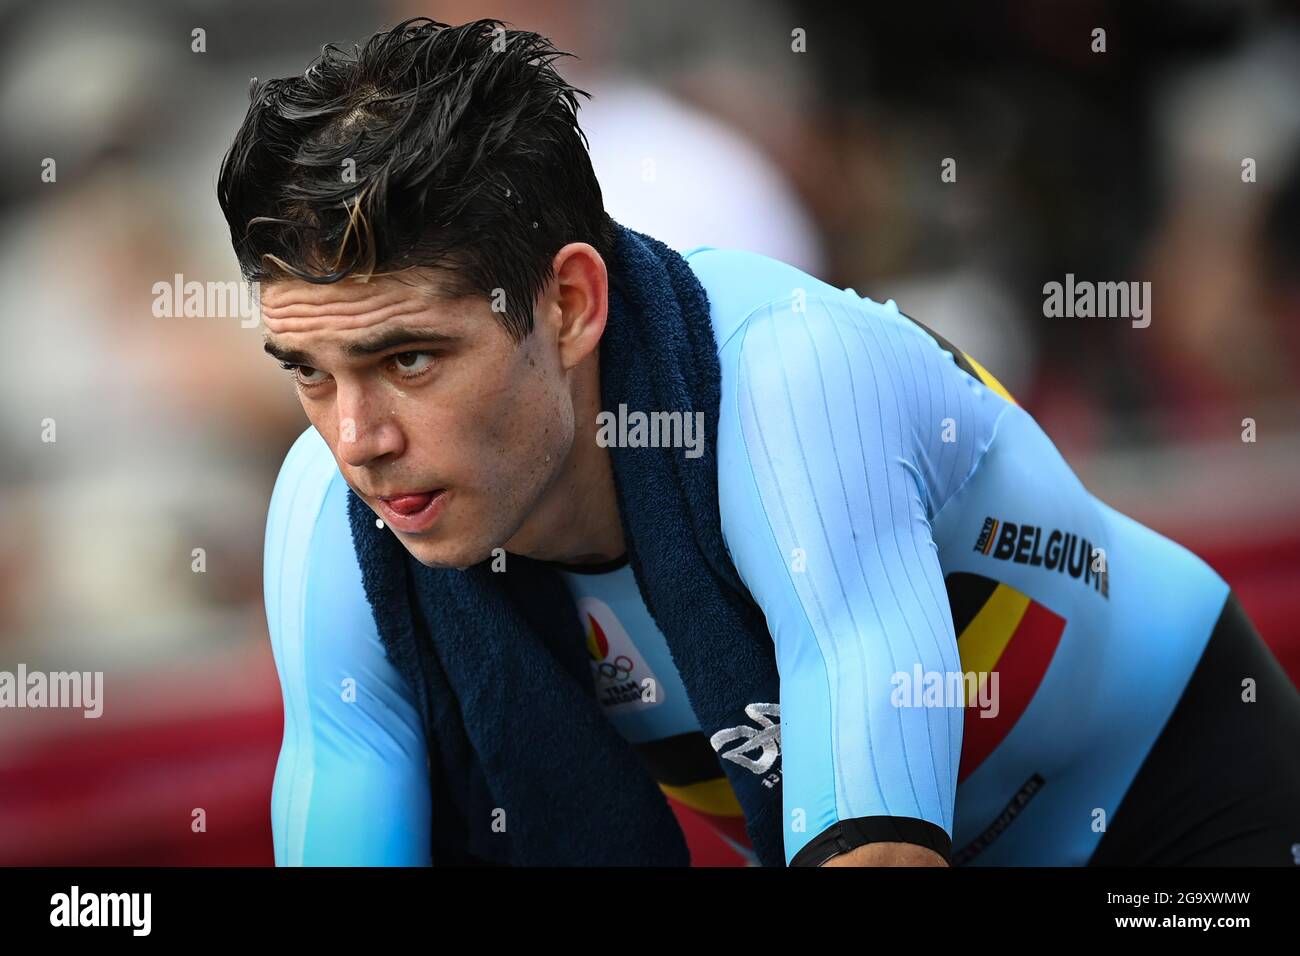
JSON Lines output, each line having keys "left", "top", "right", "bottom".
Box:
{"left": 279, "top": 362, "right": 329, "bottom": 388}
{"left": 390, "top": 351, "right": 436, "bottom": 378}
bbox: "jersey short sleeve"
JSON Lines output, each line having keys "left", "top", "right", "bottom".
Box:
{"left": 264, "top": 426, "right": 432, "bottom": 865}
{"left": 716, "top": 291, "right": 998, "bottom": 865}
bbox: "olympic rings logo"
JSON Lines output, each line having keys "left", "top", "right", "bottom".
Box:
{"left": 596, "top": 655, "right": 634, "bottom": 680}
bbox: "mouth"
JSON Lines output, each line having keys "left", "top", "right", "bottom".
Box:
{"left": 372, "top": 488, "right": 449, "bottom": 534}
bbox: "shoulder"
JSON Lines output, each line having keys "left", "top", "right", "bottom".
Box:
{"left": 685, "top": 246, "right": 849, "bottom": 353}
{"left": 268, "top": 426, "right": 338, "bottom": 518}
{"left": 262, "top": 426, "right": 418, "bottom": 704}
{"left": 266, "top": 426, "right": 342, "bottom": 555}
{"left": 264, "top": 426, "right": 356, "bottom": 642}
{"left": 683, "top": 246, "right": 930, "bottom": 370}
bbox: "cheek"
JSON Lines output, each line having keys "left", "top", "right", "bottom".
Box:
{"left": 301, "top": 403, "right": 336, "bottom": 444}
{"left": 479, "top": 355, "right": 573, "bottom": 470}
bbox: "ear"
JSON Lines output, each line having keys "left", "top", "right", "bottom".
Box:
{"left": 548, "top": 242, "right": 608, "bottom": 371}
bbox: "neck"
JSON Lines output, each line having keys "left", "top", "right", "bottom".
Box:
{"left": 500, "top": 354, "right": 625, "bottom": 565}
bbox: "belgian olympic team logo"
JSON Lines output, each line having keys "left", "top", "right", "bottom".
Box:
{"left": 598, "top": 656, "right": 634, "bottom": 680}
{"left": 585, "top": 613, "right": 635, "bottom": 681}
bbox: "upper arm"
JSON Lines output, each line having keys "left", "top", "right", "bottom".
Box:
{"left": 264, "top": 427, "right": 431, "bottom": 866}
{"left": 718, "top": 294, "right": 980, "bottom": 866}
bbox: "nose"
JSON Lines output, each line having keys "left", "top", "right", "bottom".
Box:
{"left": 334, "top": 385, "right": 404, "bottom": 468}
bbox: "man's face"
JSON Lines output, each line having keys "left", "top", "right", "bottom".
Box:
{"left": 261, "top": 270, "right": 575, "bottom": 569}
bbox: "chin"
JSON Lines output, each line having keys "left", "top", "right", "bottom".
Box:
{"left": 400, "top": 536, "right": 496, "bottom": 572}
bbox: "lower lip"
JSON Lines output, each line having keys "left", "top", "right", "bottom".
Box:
{"left": 374, "top": 490, "right": 449, "bottom": 534}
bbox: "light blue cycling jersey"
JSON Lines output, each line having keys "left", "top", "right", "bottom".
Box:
{"left": 264, "top": 246, "right": 1230, "bottom": 866}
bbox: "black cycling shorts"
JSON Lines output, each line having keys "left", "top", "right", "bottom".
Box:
{"left": 1088, "top": 590, "right": 1300, "bottom": 866}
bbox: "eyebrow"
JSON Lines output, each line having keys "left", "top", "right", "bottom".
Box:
{"left": 262, "top": 325, "right": 459, "bottom": 366}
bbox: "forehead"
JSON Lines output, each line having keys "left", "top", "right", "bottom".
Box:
{"left": 260, "top": 272, "right": 451, "bottom": 336}
{"left": 257, "top": 270, "right": 488, "bottom": 356}
{"left": 258, "top": 270, "right": 500, "bottom": 368}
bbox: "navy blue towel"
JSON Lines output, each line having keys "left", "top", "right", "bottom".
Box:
{"left": 346, "top": 222, "right": 786, "bottom": 865}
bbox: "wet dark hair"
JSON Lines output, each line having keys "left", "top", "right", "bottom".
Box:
{"left": 216, "top": 16, "right": 615, "bottom": 341}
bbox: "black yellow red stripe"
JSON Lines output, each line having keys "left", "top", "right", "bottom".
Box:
{"left": 633, "top": 731, "right": 753, "bottom": 849}
{"left": 949, "top": 577, "right": 1066, "bottom": 782}
{"left": 897, "top": 308, "right": 1020, "bottom": 406}
{"left": 960, "top": 351, "right": 1019, "bottom": 406}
